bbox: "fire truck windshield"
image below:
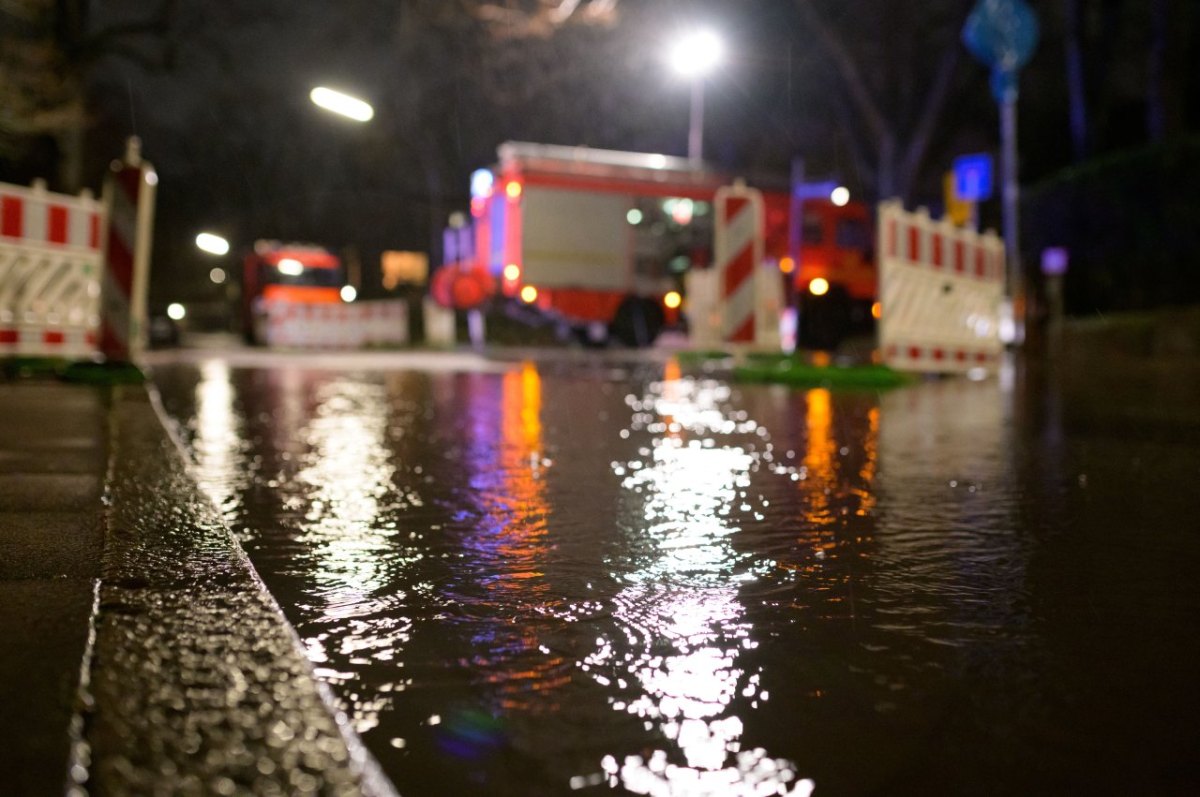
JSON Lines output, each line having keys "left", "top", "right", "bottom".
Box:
{"left": 265, "top": 263, "right": 343, "bottom": 287}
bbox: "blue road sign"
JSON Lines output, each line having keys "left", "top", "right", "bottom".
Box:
{"left": 962, "top": 0, "right": 1040, "bottom": 101}
{"left": 953, "top": 154, "right": 994, "bottom": 202}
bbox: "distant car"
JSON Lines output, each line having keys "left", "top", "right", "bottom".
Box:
{"left": 147, "top": 308, "right": 181, "bottom": 347}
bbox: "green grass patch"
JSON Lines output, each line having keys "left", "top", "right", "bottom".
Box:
{"left": 61, "top": 360, "right": 146, "bottom": 385}
{"left": 733, "top": 356, "right": 914, "bottom": 390}
{"left": 3, "top": 357, "right": 146, "bottom": 385}
{"left": 674, "top": 349, "right": 734, "bottom": 366}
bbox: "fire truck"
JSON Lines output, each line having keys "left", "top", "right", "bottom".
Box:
{"left": 789, "top": 197, "right": 879, "bottom": 349}
{"left": 241, "top": 241, "right": 347, "bottom": 344}
{"left": 459, "top": 141, "right": 876, "bottom": 348}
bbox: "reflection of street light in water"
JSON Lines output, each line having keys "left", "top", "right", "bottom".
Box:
{"left": 586, "top": 369, "right": 815, "bottom": 796}
{"left": 669, "top": 29, "right": 723, "bottom": 164}
{"left": 293, "top": 378, "right": 406, "bottom": 734}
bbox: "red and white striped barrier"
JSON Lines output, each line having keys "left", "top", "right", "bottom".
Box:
{"left": 0, "top": 179, "right": 105, "bottom": 357}
{"left": 100, "top": 137, "right": 157, "bottom": 363}
{"left": 876, "top": 200, "right": 1005, "bottom": 374}
{"left": 262, "top": 300, "right": 409, "bottom": 349}
{"left": 713, "top": 182, "right": 766, "bottom": 345}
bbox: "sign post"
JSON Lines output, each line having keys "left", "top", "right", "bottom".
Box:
{"left": 962, "top": 0, "right": 1039, "bottom": 343}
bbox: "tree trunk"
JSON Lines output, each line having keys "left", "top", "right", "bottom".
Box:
{"left": 1064, "top": 0, "right": 1089, "bottom": 161}
{"left": 1146, "top": 0, "right": 1168, "bottom": 142}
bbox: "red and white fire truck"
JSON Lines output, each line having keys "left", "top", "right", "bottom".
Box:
{"left": 455, "top": 141, "right": 876, "bottom": 347}
{"left": 241, "top": 240, "right": 346, "bottom": 344}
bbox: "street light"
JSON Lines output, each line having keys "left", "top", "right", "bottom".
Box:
{"left": 196, "top": 232, "right": 230, "bottom": 256}
{"left": 669, "top": 29, "right": 723, "bottom": 164}
{"left": 309, "top": 86, "right": 374, "bottom": 122}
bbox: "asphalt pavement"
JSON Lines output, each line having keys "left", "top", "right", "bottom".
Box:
{"left": 0, "top": 377, "right": 395, "bottom": 796}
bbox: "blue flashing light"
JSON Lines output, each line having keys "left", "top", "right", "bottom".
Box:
{"left": 470, "top": 169, "right": 494, "bottom": 199}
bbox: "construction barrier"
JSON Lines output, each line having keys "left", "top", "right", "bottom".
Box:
{"left": 683, "top": 180, "right": 782, "bottom": 352}
{"left": 262, "top": 300, "right": 409, "bottom": 349}
{"left": 876, "top": 200, "right": 1005, "bottom": 374}
{"left": 685, "top": 262, "right": 783, "bottom": 352}
{"left": 422, "top": 298, "right": 456, "bottom": 346}
{"left": 713, "top": 181, "right": 766, "bottom": 345}
{"left": 0, "top": 180, "right": 104, "bottom": 358}
{"left": 683, "top": 267, "right": 721, "bottom": 350}
{"left": 100, "top": 138, "right": 156, "bottom": 363}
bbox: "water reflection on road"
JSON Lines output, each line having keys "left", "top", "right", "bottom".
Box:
{"left": 151, "top": 351, "right": 1200, "bottom": 796}
{"left": 591, "top": 365, "right": 811, "bottom": 795}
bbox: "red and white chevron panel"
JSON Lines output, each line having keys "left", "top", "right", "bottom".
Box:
{"left": 0, "top": 180, "right": 105, "bottom": 358}
{"left": 100, "top": 139, "right": 157, "bottom": 363}
{"left": 877, "top": 200, "right": 1005, "bottom": 374}
{"left": 713, "top": 183, "right": 765, "bottom": 345}
{"left": 1, "top": 181, "right": 102, "bottom": 251}
{"left": 263, "top": 300, "right": 409, "bottom": 349}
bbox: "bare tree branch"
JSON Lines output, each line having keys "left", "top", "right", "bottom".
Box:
{"left": 794, "top": 0, "right": 892, "bottom": 147}
{"left": 898, "top": 37, "right": 962, "bottom": 199}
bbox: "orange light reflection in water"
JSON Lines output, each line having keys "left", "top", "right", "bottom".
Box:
{"left": 480, "top": 362, "right": 570, "bottom": 712}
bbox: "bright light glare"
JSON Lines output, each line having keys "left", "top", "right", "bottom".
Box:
{"left": 830, "top": 186, "right": 851, "bottom": 207}
{"left": 520, "top": 285, "right": 539, "bottom": 304}
{"left": 663, "top": 290, "right": 682, "bottom": 310}
{"left": 340, "top": 285, "right": 357, "bottom": 302}
{"left": 277, "top": 258, "right": 304, "bottom": 276}
{"left": 195, "top": 232, "right": 229, "bottom": 255}
{"left": 871, "top": 301, "right": 882, "bottom": 319}
{"left": 503, "top": 264, "right": 521, "bottom": 281}
{"left": 470, "top": 168, "right": 494, "bottom": 199}
{"left": 310, "top": 86, "right": 374, "bottom": 122}
{"left": 809, "top": 277, "right": 830, "bottom": 297}
{"left": 627, "top": 209, "right": 644, "bottom": 225}
{"left": 505, "top": 181, "right": 522, "bottom": 200}
{"left": 166, "top": 302, "right": 186, "bottom": 321}
{"left": 209, "top": 267, "right": 226, "bottom": 284}
{"left": 779, "top": 256, "right": 795, "bottom": 274}
{"left": 670, "top": 30, "right": 723, "bottom": 77}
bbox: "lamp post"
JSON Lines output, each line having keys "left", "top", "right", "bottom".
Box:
{"left": 669, "top": 30, "right": 723, "bottom": 165}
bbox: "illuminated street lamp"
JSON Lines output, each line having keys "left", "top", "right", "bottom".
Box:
{"left": 669, "top": 29, "right": 723, "bottom": 164}
{"left": 309, "top": 86, "right": 374, "bottom": 122}
{"left": 195, "top": 232, "right": 230, "bottom": 256}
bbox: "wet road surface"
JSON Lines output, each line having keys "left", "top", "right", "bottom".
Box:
{"left": 149, "top": 350, "right": 1200, "bottom": 796}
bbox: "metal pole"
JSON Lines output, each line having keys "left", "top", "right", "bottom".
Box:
{"left": 1000, "top": 95, "right": 1023, "bottom": 340}
{"left": 688, "top": 78, "right": 704, "bottom": 164}
{"left": 788, "top": 158, "right": 805, "bottom": 352}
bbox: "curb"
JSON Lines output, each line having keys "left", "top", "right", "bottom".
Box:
{"left": 78, "top": 383, "right": 398, "bottom": 796}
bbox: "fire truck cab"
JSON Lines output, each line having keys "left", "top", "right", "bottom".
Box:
{"left": 242, "top": 241, "right": 345, "bottom": 344}
{"left": 791, "top": 199, "right": 878, "bottom": 348}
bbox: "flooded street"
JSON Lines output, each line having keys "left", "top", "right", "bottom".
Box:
{"left": 149, "top": 351, "right": 1200, "bottom": 796}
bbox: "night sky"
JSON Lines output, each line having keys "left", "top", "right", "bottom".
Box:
{"left": 3, "top": 1, "right": 1196, "bottom": 309}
